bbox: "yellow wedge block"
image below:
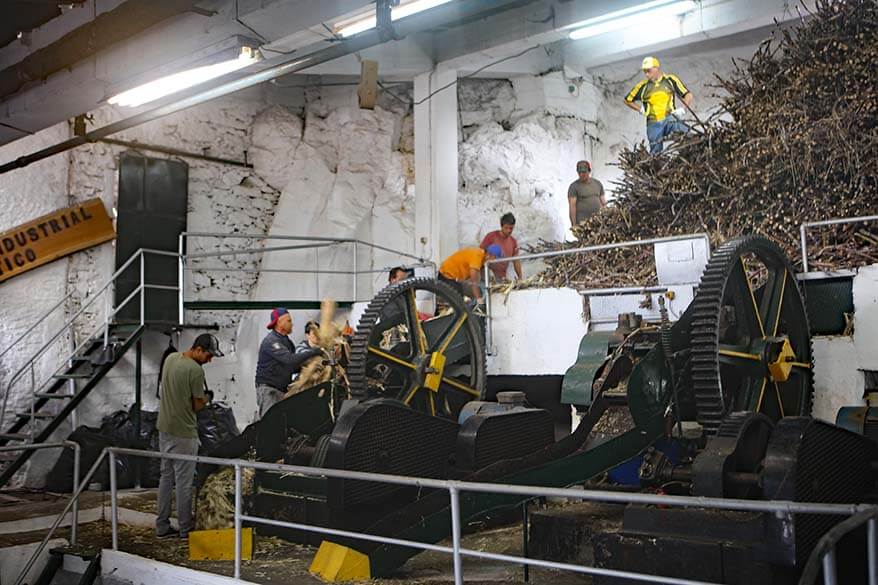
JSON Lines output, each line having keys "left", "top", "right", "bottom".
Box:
{"left": 188, "top": 528, "right": 253, "bottom": 561}
{"left": 310, "top": 541, "right": 371, "bottom": 581}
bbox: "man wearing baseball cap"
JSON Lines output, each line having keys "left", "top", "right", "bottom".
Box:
{"left": 156, "top": 332, "right": 223, "bottom": 539}
{"left": 255, "top": 308, "right": 321, "bottom": 417}
{"left": 624, "top": 56, "right": 694, "bottom": 154}
{"left": 568, "top": 160, "right": 606, "bottom": 226}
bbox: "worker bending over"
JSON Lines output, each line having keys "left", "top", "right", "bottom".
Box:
{"left": 624, "top": 56, "right": 694, "bottom": 154}
{"left": 438, "top": 245, "right": 501, "bottom": 305}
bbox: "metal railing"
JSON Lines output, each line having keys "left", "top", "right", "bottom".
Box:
{"left": 799, "top": 214, "right": 878, "bottom": 272}
{"left": 799, "top": 507, "right": 878, "bottom": 585}
{"left": 482, "top": 233, "right": 711, "bottom": 349}
{"left": 0, "top": 249, "right": 179, "bottom": 437}
{"left": 178, "top": 232, "right": 435, "bottom": 317}
{"left": 0, "top": 441, "right": 80, "bottom": 543}
{"left": 18, "top": 445, "right": 877, "bottom": 585}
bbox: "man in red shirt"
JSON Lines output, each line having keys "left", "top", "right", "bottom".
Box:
{"left": 480, "top": 212, "right": 523, "bottom": 281}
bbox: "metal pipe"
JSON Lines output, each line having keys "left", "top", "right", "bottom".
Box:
{"left": 0, "top": 0, "right": 513, "bottom": 175}
{"left": 484, "top": 233, "right": 711, "bottom": 266}
{"left": 869, "top": 517, "right": 877, "bottom": 585}
{"left": 484, "top": 263, "right": 492, "bottom": 352}
{"left": 133, "top": 340, "right": 142, "bottom": 489}
{"left": 822, "top": 547, "right": 838, "bottom": 585}
{"left": 801, "top": 214, "right": 878, "bottom": 229}
{"left": 353, "top": 241, "right": 359, "bottom": 302}
{"left": 14, "top": 449, "right": 108, "bottom": 585}
{"left": 105, "top": 447, "right": 871, "bottom": 516}
{"left": 184, "top": 242, "right": 337, "bottom": 259}
{"left": 185, "top": 266, "right": 417, "bottom": 275}
{"left": 178, "top": 234, "right": 185, "bottom": 325}
{"left": 71, "top": 442, "right": 80, "bottom": 545}
{"left": 449, "top": 486, "right": 463, "bottom": 585}
{"left": 799, "top": 214, "right": 878, "bottom": 273}
{"left": 522, "top": 499, "right": 529, "bottom": 583}
{"left": 800, "top": 223, "right": 809, "bottom": 273}
{"left": 109, "top": 450, "right": 118, "bottom": 551}
{"left": 181, "top": 231, "right": 430, "bottom": 263}
{"left": 143, "top": 284, "right": 180, "bottom": 292}
{"left": 139, "top": 252, "right": 145, "bottom": 326}
{"left": 234, "top": 464, "right": 242, "bottom": 579}
{"left": 580, "top": 285, "right": 668, "bottom": 296}
{"left": 98, "top": 138, "right": 252, "bottom": 168}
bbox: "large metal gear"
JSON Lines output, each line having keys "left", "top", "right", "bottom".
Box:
{"left": 690, "top": 235, "right": 814, "bottom": 435}
{"left": 347, "top": 277, "right": 486, "bottom": 418}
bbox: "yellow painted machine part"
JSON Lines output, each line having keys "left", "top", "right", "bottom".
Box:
{"left": 310, "top": 541, "right": 371, "bottom": 582}
{"left": 424, "top": 352, "right": 447, "bottom": 392}
{"left": 188, "top": 528, "right": 253, "bottom": 561}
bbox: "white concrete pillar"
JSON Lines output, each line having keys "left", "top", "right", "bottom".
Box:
{"left": 414, "top": 67, "right": 459, "bottom": 265}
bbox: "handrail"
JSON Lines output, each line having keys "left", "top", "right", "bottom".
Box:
{"left": 799, "top": 214, "right": 878, "bottom": 272}
{"left": 481, "top": 232, "right": 711, "bottom": 350}
{"left": 181, "top": 231, "right": 430, "bottom": 264}
{"left": 0, "top": 248, "right": 178, "bottom": 430}
{"left": 797, "top": 507, "right": 878, "bottom": 585}
{"left": 21, "top": 445, "right": 877, "bottom": 585}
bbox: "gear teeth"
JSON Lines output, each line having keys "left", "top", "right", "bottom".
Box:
{"left": 688, "top": 235, "right": 814, "bottom": 435}
{"left": 347, "top": 277, "right": 486, "bottom": 412}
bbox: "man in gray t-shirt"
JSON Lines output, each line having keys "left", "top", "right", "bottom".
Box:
{"left": 567, "top": 160, "right": 606, "bottom": 226}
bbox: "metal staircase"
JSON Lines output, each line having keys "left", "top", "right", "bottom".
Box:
{"left": 0, "top": 249, "right": 177, "bottom": 488}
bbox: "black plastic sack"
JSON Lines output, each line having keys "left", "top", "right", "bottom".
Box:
{"left": 44, "top": 425, "right": 136, "bottom": 492}
{"left": 197, "top": 402, "right": 239, "bottom": 456}
{"left": 137, "top": 409, "right": 161, "bottom": 488}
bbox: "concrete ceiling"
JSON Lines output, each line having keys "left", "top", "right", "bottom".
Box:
{"left": 0, "top": 0, "right": 814, "bottom": 149}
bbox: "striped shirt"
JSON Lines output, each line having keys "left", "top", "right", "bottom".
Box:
{"left": 625, "top": 74, "right": 690, "bottom": 123}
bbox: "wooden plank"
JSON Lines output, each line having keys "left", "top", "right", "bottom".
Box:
{"left": 357, "top": 59, "right": 379, "bottom": 110}
{"left": 0, "top": 198, "right": 115, "bottom": 283}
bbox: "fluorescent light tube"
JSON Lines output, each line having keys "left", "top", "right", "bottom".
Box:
{"left": 108, "top": 47, "right": 259, "bottom": 108}
{"left": 336, "top": 0, "right": 456, "bottom": 38}
{"left": 568, "top": 0, "right": 696, "bottom": 40}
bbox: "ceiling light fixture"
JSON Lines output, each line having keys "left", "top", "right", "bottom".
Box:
{"left": 335, "top": 0, "right": 456, "bottom": 38}
{"left": 567, "top": 0, "right": 697, "bottom": 41}
{"left": 108, "top": 46, "right": 260, "bottom": 108}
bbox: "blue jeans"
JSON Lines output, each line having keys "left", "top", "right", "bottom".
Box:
{"left": 646, "top": 116, "right": 689, "bottom": 154}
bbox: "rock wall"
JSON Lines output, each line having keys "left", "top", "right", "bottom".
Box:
{"left": 457, "top": 74, "right": 596, "bottom": 274}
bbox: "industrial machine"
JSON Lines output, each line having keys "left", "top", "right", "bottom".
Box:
{"left": 209, "top": 235, "right": 876, "bottom": 582}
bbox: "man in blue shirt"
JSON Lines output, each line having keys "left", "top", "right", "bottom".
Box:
{"left": 255, "top": 308, "right": 321, "bottom": 417}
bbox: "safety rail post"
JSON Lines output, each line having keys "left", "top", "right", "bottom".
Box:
{"left": 353, "top": 241, "right": 359, "bottom": 302}
{"left": 178, "top": 234, "right": 185, "bottom": 325}
{"left": 483, "top": 263, "right": 492, "bottom": 352}
{"left": 109, "top": 450, "right": 118, "bottom": 550}
{"left": 449, "top": 485, "right": 463, "bottom": 585}
{"left": 234, "top": 463, "right": 242, "bottom": 579}
{"left": 822, "top": 547, "right": 838, "bottom": 585}
{"left": 869, "top": 517, "right": 877, "bottom": 585}
{"left": 139, "top": 251, "right": 145, "bottom": 326}
{"left": 71, "top": 442, "right": 80, "bottom": 545}
{"left": 800, "top": 224, "right": 809, "bottom": 272}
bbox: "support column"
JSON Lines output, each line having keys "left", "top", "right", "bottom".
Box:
{"left": 414, "top": 67, "right": 459, "bottom": 266}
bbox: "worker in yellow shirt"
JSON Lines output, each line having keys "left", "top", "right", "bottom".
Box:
{"left": 438, "top": 245, "right": 502, "bottom": 305}
{"left": 624, "top": 56, "right": 694, "bottom": 154}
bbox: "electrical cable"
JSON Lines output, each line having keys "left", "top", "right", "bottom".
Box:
{"left": 234, "top": 0, "right": 295, "bottom": 56}
{"left": 0, "top": 121, "right": 33, "bottom": 135}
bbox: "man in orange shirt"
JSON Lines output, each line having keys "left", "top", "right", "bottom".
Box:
{"left": 480, "top": 213, "right": 523, "bottom": 281}
{"left": 438, "top": 245, "right": 501, "bottom": 305}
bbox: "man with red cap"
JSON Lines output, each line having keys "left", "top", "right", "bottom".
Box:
{"left": 255, "top": 308, "right": 321, "bottom": 417}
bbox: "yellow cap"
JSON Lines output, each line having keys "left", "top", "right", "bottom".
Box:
{"left": 641, "top": 56, "right": 660, "bottom": 70}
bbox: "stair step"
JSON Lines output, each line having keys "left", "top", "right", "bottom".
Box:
{"left": 52, "top": 373, "right": 93, "bottom": 380}
{"left": 35, "top": 392, "right": 75, "bottom": 399}
{"left": 16, "top": 411, "right": 56, "bottom": 420}
{"left": 0, "top": 433, "right": 30, "bottom": 441}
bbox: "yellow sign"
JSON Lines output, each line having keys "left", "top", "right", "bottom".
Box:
{"left": 0, "top": 198, "right": 116, "bottom": 283}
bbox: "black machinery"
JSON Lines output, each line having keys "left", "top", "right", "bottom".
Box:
{"left": 208, "top": 235, "right": 877, "bottom": 582}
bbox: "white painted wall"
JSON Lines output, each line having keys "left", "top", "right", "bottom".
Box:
{"left": 486, "top": 288, "right": 588, "bottom": 375}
